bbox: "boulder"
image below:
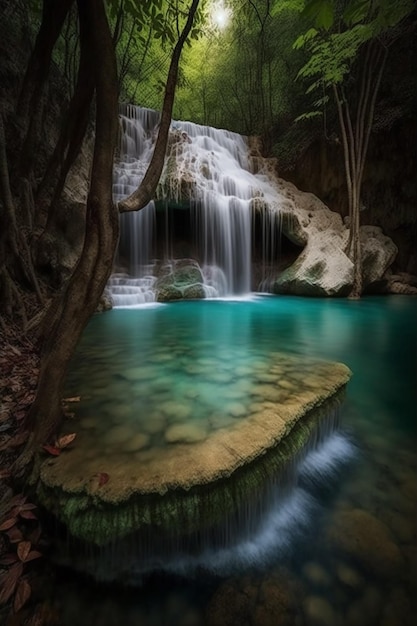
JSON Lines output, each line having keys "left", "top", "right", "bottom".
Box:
{"left": 155, "top": 259, "right": 207, "bottom": 302}
{"left": 268, "top": 180, "right": 398, "bottom": 296}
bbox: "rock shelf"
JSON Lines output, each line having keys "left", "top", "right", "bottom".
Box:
{"left": 38, "top": 354, "right": 351, "bottom": 546}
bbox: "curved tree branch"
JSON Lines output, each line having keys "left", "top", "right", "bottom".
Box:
{"left": 118, "top": 0, "right": 200, "bottom": 213}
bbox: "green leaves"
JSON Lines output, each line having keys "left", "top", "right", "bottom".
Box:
{"left": 343, "top": 0, "right": 370, "bottom": 26}
{"left": 301, "top": 0, "right": 335, "bottom": 30}
{"left": 293, "top": 27, "right": 318, "bottom": 49}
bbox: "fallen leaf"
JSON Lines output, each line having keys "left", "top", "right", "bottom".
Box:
{"left": 62, "top": 396, "right": 80, "bottom": 403}
{"left": 0, "top": 562, "right": 23, "bottom": 605}
{"left": 96, "top": 472, "right": 110, "bottom": 486}
{"left": 25, "top": 550, "right": 42, "bottom": 562}
{"left": 0, "top": 431, "right": 29, "bottom": 450}
{"left": 42, "top": 445, "right": 61, "bottom": 456}
{"left": 17, "top": 541, "right": 32, "bottom": 562}
{"left": 19, "top": 510, "right": 37, "bottom": 520}
{"left": 55, "top": 433, "right": 76, "bottom": 449}
{"left": 14, "top": 578, "right": 31, "bottom": 613}
{"left": 5, "top": 527, "right": 24, "bottom": 543}
{"left": 0, "top": 517, "right": 17, "bottom": 532}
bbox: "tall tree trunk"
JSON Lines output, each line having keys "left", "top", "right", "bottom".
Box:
{"left": 25, "top": 0, "right": 120, "bottom": 448}
{"left": 25, "top": 0, "right": 201, "bottom": 453}
{"left": 18, "top": 0, "right": 75, "bottom": 180}
{"left": 35, "top": 4, "right": 95, "bottom": 229}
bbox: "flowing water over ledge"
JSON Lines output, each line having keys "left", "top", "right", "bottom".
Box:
{"left": 50, "top": 295, "right": 416, "bottom": 626}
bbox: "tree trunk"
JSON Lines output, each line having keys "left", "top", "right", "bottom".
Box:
{"left": 26, "top": 0, "right": 120, "bottom": 447}
{"left": 25, "top": 0, "right": 201, "bottom": 452}
{"left": 18, "top": 0, "right": 75, "bottom": 180}
{"left": 35, "top": 2, "right": 95, "bottom": 229}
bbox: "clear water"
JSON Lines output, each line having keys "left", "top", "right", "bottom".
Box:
{"left": 52, "top": 295, "right": 416, "bottom": 626}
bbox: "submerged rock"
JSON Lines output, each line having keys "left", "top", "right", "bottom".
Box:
{"left": 324, "top": 508, "right": 404, "bottom": 579}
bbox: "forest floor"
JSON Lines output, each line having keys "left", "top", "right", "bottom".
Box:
{"left": 0, "top": 324, "right": 59, "bottom": 625}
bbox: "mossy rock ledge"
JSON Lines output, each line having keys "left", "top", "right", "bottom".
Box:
{"left": 37, "top": 359, "right": 351, "bottom": 547}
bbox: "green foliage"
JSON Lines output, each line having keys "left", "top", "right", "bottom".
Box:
{"left": 105, "top": 0, "right": 206, "bottom": 108}
{"left": 173, "top": 0, "right": 309, "bottom": 135}
{"left": 294, "top": 0, "right": 415, "bottom": 104}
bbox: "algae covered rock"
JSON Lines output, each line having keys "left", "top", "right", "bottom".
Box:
{"left": 155, "top": 259, "right": 206, "bottom": 302}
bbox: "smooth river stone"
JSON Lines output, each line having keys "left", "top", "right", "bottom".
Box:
{"left": 80, "top": 416, "right": 100, "bottom": 430}
{"left": 278, "top": 379, "right": 297, "bottom": 390}
{"left": 234, "top": 378, "right": 254, "bottom": 391}
{"left": 165, "top": 422, "right": 208, "bottom": 443}
{"left": 109, "top": 404, "right": 133, "bottom": 421}
{"left": 209, "top": 413, "right": 237, "bottom": 430}
{"left": 254, "top": 373, "right": 277, "bottom": 384}
{"left": 151, "top": 353, "right": 175, "bottom": 363}
{"left": 160, "top": 401, "right": 192, "bottom": 420}
{"left": 141, "top": 414, "right": 166, "bottom": 435}
{"left": 208, "top": 371, "right": 233, "bottom": 384}
{"left": 184, "top": 389, "right": 200, "bottom": 399}
{"left": 251, "top": 360, "right": 267, "bottom": 370}
{"left": 122, "top": 367, "right": 154, "bottom": 382}
{"left": 248, "top": 401, "right": 278, "bottom": 414}
{"left": 104, "top": 425, "right": 134, "bottom": 444}
{"left": 251, "top": 385, "right": 286, "bottom": 402}
{"left": 224, "top": 402, "right": 247, "bottom": 418}
{"left": 234, "top": 365, "right": 253, "bottom": 376}
{"left": 123, "top": 433, "right": 150, "bottom": 452}
{"left": 222, "top": 388, "right": 246, "bottom": 400}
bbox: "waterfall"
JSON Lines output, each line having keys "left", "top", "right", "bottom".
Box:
{"left": 109, "top": 105, "right": 283, "bottom": 305}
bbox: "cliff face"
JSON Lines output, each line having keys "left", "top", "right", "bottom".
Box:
{"left": 280, "top": 117, "right": 417, "bottom": 275}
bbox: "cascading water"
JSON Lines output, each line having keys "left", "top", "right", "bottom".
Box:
{"left": 109, "top": 105, "right": 284, "bottom": 305}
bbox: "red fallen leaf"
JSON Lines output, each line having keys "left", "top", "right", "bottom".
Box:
{"left": 14, "top": 578, "right": 31, "bottom": 613}
{"left": 17, "top": 541, "right": 32, "bottom": 562}
{"left": 19, "top": 510, "right": 37, "bottom": 520}
{"left": 42, "top": 444, "right": 61, "bottom": 456}
{"left": 0, "top": 562, "right": 23, "bottom": 605}
{"left": 0, "top": 517, "right": 17, "bottom": 532}
{"left": 6, "top": 527, "right": 24, "bottom": 543}
{"left": 9, "top": 495, "right": 27, "bottom": 507}
{"left": 96, "top": 472, "right": 110, "bottom": 486}
{"left": 24, "top": 550, "right": 42, "bottom": 562}
{"left": 55, "top": 433, "right": 76, "bottom": 449}
{"left": 18, "top": 502, "right": 37, "bottom": 511}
